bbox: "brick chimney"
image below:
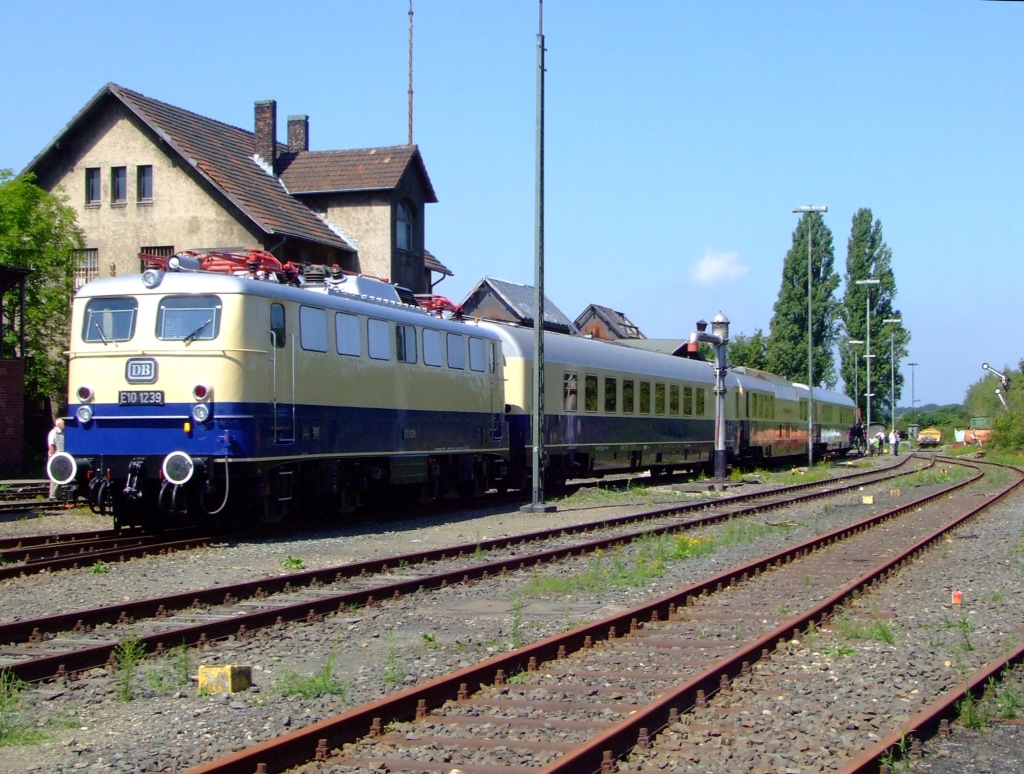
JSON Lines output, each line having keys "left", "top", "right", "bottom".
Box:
{"left": 254, "top": 100, "right": 277, "bottom": 168}
{"left": 287, "top": 115, "right": 309, "bottom": 153}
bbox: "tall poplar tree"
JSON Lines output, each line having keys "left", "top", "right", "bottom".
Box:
{"left": 766, "top": 213, "right": 840, "bottom": 387}
{"left": 840, "top": 208, "right": 909, "bottom": 426}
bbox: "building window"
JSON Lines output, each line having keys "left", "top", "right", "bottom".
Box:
{"left": 85, "top": 168, "right": 101, "bottom": 205}
{"left": 140, "top": 245, "right": 174, "bottom": 272}
{"left": 111, "top": 167, "right": 127, "bottom": 204}
{"left": 137, "top": 165, "right": 153, "bottom": 202}
{"left": 397, "top": 200, "right": 413, "bottom": 251}
{"left": 73, "top": 249, "right": 99, "bottom": 292}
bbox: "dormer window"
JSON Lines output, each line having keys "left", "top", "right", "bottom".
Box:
{"left": 397, "top": 200, "right": 413, "bottom": 251}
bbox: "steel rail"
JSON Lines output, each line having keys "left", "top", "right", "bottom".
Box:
{"left": 176, "top": 460, "right": 1007, "bottom": 774}
{"left": 0, "top": 458, "right": 929, "bottom": 682}
{"left": 0, "top": 527, "right": 144, "bottom": 552}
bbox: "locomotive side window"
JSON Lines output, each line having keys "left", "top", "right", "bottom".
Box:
{"left": 446, "top": 334, "right": 466, "bottom": 369}
{"left": 156, "top": 295, "right": 221, "bottom": 341}
{"left": 83, "top": 297, "right": 138, "bottom": 343}
{"left": 604, "top": 377, "right": 617, "bottom": 413}
{"left": 490, "top": 342, "right": 498, "bottom": 373}
{"left": 469, "top": 337, "right": 486, "bottom": 372}
{"left": 422, "top": 329, "right": 443, "bottom": 366}
{"left": 696, "top": 388, "right": 706, "bottom": 416}
{"left": 299, "top": 306, "right": 328, "bottom": 352}
{"left": 584, "top": 374, "right": 598, "bottom": 412}
{"left": 655, "top": 383, "right": 666, "bottom": 415}
{"left": 336, "top": 312, "right": 361, "bottom": 356}
{"left": 396, "top": 324, "right": 417, "bottom": 364}
{"left": 670, "top": 385, "right": 679, "bottom": 415}
{"left": 639, "top": 381, "right": 651, "bottom": 414}
{"left": 623, "top": 379, "right": 635, "bottom": 413}
{"left": 683, "top": 386, "right": 693, "bottom": 415}
{"left": 563, "top": 372, "right": 578, "bottom": 412}
{"left": 270, "top": 303, "right": 286, "bottom": 348}
{"left": 368, "top": 319, "right": 391, "bottom": 360}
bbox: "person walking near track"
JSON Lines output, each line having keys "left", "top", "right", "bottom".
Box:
{"left": 47, "top": 417, "right": 65, "bottom": 499}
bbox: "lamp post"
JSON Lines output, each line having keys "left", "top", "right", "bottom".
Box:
{"left": 848, "top": 340, "right": 864, "bottom": 420}
{"left": 855, "top": 279, "right": 881, "bottom": 437}
{"left": 883, "top": 318, "right": 902, "bottom": 430}
{"left": 793, "top": 205, "right": 827, "bottom": 468}
{"left": 908, "top": 362, "right": 919, "bottom": 413}
{"left": 689, "top": 313, "right": 730, "bottom": 479}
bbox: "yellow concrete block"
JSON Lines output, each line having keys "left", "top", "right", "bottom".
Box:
{"left": 890, "top": 489, "right": 901, "bottom": 498}
{"left": 198, "top": 664, "right": 252, "bottom": 695}
{"left": 862, "top": 495, "right": 874, "bottom": 505}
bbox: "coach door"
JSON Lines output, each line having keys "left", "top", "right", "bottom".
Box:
{"left": 269, "top": 303, "right": 295, "bottom": 443}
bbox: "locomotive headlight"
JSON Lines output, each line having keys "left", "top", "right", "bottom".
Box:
{"left": 141, "top": 269, "right": 164, "bottom": 289}
{"left": 77, "top": 385, "right": 93, "bottom": 402}
{"left": 76, "top": 404, "right": 93, "bottom": 424}
{"left": 47, "top": 452, "right": 78, "bottom": 485}
{"left": 162, "top": 451, "right": 195, "bottom": 485}
{"left": 191, "top": 403, "right": 210, "bottom": 423}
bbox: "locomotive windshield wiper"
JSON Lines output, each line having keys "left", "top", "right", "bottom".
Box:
{"left": 182, "top": 318, "right": 212, "bottom": 345}
{"left": 92, "top": 320, "right": 109, "bottom": 346}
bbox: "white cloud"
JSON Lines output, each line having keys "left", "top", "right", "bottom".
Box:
{"left": 690, "top": 248, "right": 750, "bottom": 285}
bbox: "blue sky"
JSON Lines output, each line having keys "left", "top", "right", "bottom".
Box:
{"left": 2, "top": 1, "right": 1021, "bottom": 406}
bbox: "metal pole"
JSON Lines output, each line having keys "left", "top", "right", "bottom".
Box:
{"left": 524, "top": 1, "right": 554, "bottom": 513}
{"left": 714, "top": 341, "right": 728, "bottom": 480}
{"left": 908, "top": 362, "right": 918, "bottom": 410}
{"left": 890, "top": 331, "right": 895, "bottom": 430}
{"left": 866, "top": 290, "right": 871, "bottom": 436}
{"left": 807, "top": 217, "right": 813, "bottom": 469}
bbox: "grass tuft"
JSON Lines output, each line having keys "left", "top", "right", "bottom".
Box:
{"left": 276, "top": 653, "right": 349, "bottom": 703}
{"left": 112, "top": 638, "right": 146, "bottom": 702}
{"left": 0, "top": 669, "right": 45, "bottom": 747}
{"left": 280, "top": 555, "right": 306, "bottom": 571}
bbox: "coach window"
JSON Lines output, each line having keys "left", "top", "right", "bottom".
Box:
{"left": 604, "top": 376, "right": 617, "bottom": 413}
{"left": 623, "top": 379, "right": 635, "bottom": 413}
{"left": 82, "top": 297, "right": 138, "bottom": 342}
{"left": 299, "top": 306, "right": 328, "bottom": 352}
{"left": 156, "top": 295, "right": 221, "bottom": 342}
{"left": 696, "top": 388, "right": 706, "bottom": 416}
{"left": 655, "top": 383, "right": 666, "bottom": 415}
{"left": 396, "top": 324, "right": 417, "bottom": 363}
{"left": 563, "top": 372, "right": 578, "bottom": 412}
{"left": 336, "top": 312, "right": 361, "bottom": 356}
{"left": 368, "top": 318, "right": 391, "bottom": 360}
{"left": 683, "top": 386, "right": 693, "bottom": 416}
{"left": 447, "top": 333, "right": 466, "bottom": 369}
{"left": 469, "top": 337, "right": 486, "bottom": 372}
{"left": 584, "top": 374, "right": 598, "bottom": 412}
{"left": 670, "top": 384, "right": 679, "bottom": 415}
{"left": 270, "top": 303, "right": 286, "bottom": 348}
{"left": 422, "top": 329, "right": 443, "bottom": 366}
{"left": 639, "top": 381, "right": 651, "bottom": 414}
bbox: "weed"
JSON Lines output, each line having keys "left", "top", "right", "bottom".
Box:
{"left": 803, "top": 574, "right": 814, "bottom": 586}
{"left": 280, "top": 555, "right": 305, "bottom": 571}
{"left": 957, "top": 691, "right": 988, "bottom": 728}
{"left": 382, "top": 630, "right": 406, "bottom": 686}
{"left": 777, "top": 603, "right": 790, "bottom": 616}
{"left": 878, "top": 733, "right": 912, "bottom": 774}
{"left": 0, "top": 669, "right": 45, "bottom": 746}
{"left": 991, "top": 590, "right": 1003, "bottom": 604}
{"left": 144, "top": 644, "right": 192, "bottom": 692}
{"left": 507, "top": 672, "right": 527, "bottom": 684}
{"left": 865, "top": 618, "right": 896, "bottom": 644}
{"left": 731, "top": 621, "right": 742, "bottom": 641}
{"left": 510, "top": 600, "right": 525, "bottom": 649}
{"left": 277, "top": 653, "right": 349, "bottom": 703}
{"left": 833, "top": 614, "right": 865, "bottom": 640}
{"left": 990, "top": 675, "right": 1024, "bottom": 720}
{"left": 112, "top": 638, "right": 146, "bottom": 702}
{"left": 957, "top": 616, "right": 975, "bottom": 652}
{"left": 699, "top": 626, "right": 709, "bottom": 640}
{"left": 90, "top": 560, "right": 110, "bottom": 574}
{"left": 823, "top": 645, "right": 857, "bottom": 658}
{"left": 421, "top": 633, "right": 439, "bottom": 649}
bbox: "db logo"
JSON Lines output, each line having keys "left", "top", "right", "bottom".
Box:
{"left": 125, "top": 358, "right": 158, "bottom": 384}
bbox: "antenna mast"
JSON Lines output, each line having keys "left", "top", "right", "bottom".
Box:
{"left": 407, "top": 0, "right": 414, "bottom": 145}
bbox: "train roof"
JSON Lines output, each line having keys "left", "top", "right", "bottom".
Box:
{"left": 74, "top": 272, "right": 502, "bottom": 340}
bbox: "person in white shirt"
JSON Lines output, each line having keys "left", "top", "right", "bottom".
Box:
{"left": 889, "top": 428, "right": 900, "bottom": 456}
{"left": 47, "top": 417, "right": 65, "bottom": 499}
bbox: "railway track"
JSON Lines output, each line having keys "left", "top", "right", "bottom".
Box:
{"left": 0, "top": 457, "right": 913, "bottom": 581}
{"left": 0, "top": 457, "right": 928, "bottom": 683}
{"left": 171, "top": 457, "right": 1021, "bottom": 774}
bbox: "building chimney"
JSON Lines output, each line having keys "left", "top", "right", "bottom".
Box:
{"left": 254, "top": 100, "right": 277, "bottom": 168}
{"left": 287, "top": 115, "right": 309, "bottom": 153}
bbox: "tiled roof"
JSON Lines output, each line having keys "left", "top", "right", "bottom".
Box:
{"left": 278, "top": 146, "right": 437, "bottom": 202}
{"left": 576, "top": 304, "right": 646, "bottom": 340}
{"left": 423, "top": 250, "right": 452, "bottom": 277}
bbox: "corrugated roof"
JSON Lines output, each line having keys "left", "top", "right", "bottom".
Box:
{"left": 278, "top": 146, "right": 437, "bottom": 202}
{"left": 461, "top": 277, "right": 577, "bottom": 333}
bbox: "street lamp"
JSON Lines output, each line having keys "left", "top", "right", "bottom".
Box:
{"left": 883, "top": 318, "right": 902, "bottom": 432}
{"left": 793, "top": 205, "right": 827, "bottom": 469}
{"left": 848, "top": 340, "right": 864, "bottom": 420}
{"left": 855, "top": 279, "right": 881, "bottom": 438}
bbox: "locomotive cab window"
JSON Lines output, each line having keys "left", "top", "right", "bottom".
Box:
{"left": 299, "top": 306, "right": 328, "bottom": 352}
{"left": 270, "top": 303, "right": 286, "bottom": 348}
{"left": 83, "top": 297, "right": 138, "bottom": 343}
{"left": 396, "top": 324, "right": 417, "bottom": 364}
{"left": 336, "top": 312, "right": 360, "bottom": 356}
{"left": 584, "top": 374, "right": 598, "bottom": 412}
{"left": 422, "top": 329, "right": 443, "bottom": 366}
{"left": 563, "top": 372, "right": 578, "bottom": 412}
{"left": 156, "top": 295, "right": 221, "bottom": 342}
{"left": 469, "top": 337, "right": 486, "bottom": 372}
{"left": 368, "top": 319, "right": 391, "bottom": 360}
{"left": 447, "top": 334, "right": 466, "bottom": 369}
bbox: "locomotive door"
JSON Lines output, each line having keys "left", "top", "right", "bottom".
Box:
{"left": 269, "top": 303, "right": 295, "bottom": 443}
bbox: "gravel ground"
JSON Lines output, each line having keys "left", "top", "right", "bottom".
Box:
{"left": 618, "top": 468, "right": 1024, "bottom": 773}
{"left": 0, "top": 457, "right": 938, "bottom": 773}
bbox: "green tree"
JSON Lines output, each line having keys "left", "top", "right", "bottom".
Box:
{"left": 0, "top": 171, "right": 81, "bottom": 405}
{"left": 728, "top": 329, "right": 768, "bottom": 371}
{"left": 766, "top": 212, "right": 840, "bottom": 387}
{"left": 839, "top": 208, "right": 909, "bottom": 426}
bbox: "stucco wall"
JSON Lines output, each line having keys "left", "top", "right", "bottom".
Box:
{"left": 35, "top": 100, "right": 260, "bottom": 279}
{"left": 323, "top": 192, "right": 393, "bottom": 282}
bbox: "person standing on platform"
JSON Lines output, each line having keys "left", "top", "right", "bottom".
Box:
{"left": 889, "top": 428, "right": 900, "bottom": 456}
{"left": 47, "top": 417, "right": 65, "bottom": 499}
